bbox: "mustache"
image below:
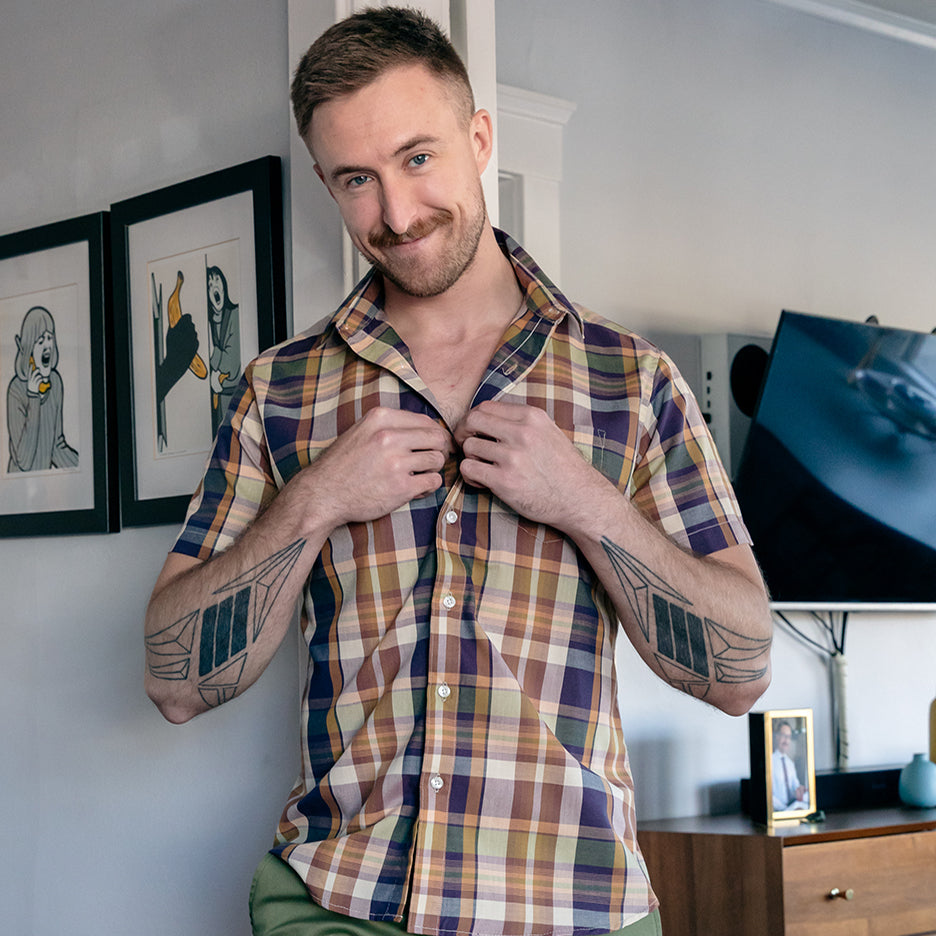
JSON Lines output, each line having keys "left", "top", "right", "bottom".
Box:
{"left": 367, "top": 209, "right": 453, "bottom": 250}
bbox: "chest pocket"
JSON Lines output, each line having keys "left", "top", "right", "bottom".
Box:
{"left": 572, "top": 422, "right": 635, "bottom": 493}
{"left": 572, "top": 425, "right": 607, "bottom": 474}
{"left": 501, "top": 425, "right": 609, "bottom": 548}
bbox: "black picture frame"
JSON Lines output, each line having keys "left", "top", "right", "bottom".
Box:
{"left": 0, "top": 212, "right": 115, "bottom": 537}
{"left": 111, "top": 156, "right": 286, "bottom": 527}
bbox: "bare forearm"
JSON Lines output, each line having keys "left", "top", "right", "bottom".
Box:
{"left": 456, "top": 400, "right": 772, "bottom": 714}
{"left": 144, "top": 506, "right": 321, "bottom": 724}
{"left": 559, "top": 477, "right": 772, "bottom": 715}
{"left": 144, "top": 406, "right": 452, "bottom": 723}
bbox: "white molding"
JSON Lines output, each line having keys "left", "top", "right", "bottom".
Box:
{"left": 497, "top": 85, "right": 578, "bottom": 128}
{"left": 496, "top": 84, "right": 576, "bottom": 279}
{"left": 449, "top": 0, "right": 498, "bottom": 222}
{"left": 763, "top": 0, "right": 936, "bottom": 50}
{"left": 497, "top": 84, "right": 576, "bottom": 183}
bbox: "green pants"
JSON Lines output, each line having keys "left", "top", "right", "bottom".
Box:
{"left": 249, "top": 852, "right": 663, "bottom": 935}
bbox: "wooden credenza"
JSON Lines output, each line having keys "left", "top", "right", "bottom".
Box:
{"left": 638, "top": 808, "right": 936, "bottom": 935}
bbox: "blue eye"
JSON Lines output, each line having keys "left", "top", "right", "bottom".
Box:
{"left": 410, "top": 153, "right": 429, "bottom": 167}
{"left": 348, "top": 175, "right": 370, "bottom": 188}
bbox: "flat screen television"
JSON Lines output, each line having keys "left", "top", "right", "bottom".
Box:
{"left": 732, "top": 310, "right": 936, "bottom": 611}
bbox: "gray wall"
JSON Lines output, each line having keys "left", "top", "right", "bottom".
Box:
{"left": 497, "top": 0, "right": 936, "bottom": 817}
{"left": 5, "top": 1, "right": 936, "bottom": 934}
{"left": 1, "top": 3, "right": 316, "bottom": 935}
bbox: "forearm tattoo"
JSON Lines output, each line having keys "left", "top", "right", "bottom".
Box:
{"left": 601, "top": 536, "right": 769, "bottom": 699}
{"left": 145, "top": 540, "right": 306, "bottom": 708}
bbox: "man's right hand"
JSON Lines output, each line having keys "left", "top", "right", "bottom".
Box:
{"left": 145, "top": 406, "right": 451, "bottom": 724}
{"left": 291, "top": 406, "right": 452, "bottom": 531}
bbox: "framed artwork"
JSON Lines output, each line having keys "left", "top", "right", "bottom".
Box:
{"left": 0, "top": 212, "right": 115, "bottom": 537}
{"left": 749, "top": 708, "right": 817, "bottom": 825}
{"left": 111, "top": 156, "right": 286, "bottom": 526}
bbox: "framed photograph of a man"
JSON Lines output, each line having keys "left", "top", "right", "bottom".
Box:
{"left": 749, "top": 708, "right": 817, "bottom": 825}
{"left": 0, "top": 212, "right": 114, "bottom": 536}
{"left": 111, "top": 156, "right": 286, "bottom": 526}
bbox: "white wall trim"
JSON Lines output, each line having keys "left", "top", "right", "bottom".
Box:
{"left": 496, "top": 84, "right": 576, "bottom": 279}
{"left": 498, "top": 84, "right": 578, "bottom": 129}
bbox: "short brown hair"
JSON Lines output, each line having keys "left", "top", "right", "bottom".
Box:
{"left": 290, "top": 6, "right": 475, "bottom": 139}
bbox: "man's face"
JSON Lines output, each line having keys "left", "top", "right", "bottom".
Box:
{"left": 775, "top": 725, "right": 792, "bottom": 754}
{"left": 307, "top": 64, "right": 490, "bottom": 298}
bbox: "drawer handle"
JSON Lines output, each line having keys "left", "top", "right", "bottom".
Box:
{"left": 828, "top": 887, "right": 855, "bottom": 901}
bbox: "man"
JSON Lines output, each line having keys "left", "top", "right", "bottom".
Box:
{"left": 144, "top": 8, "right": 772, "bottom": 936}
{"left": 772, "top": 720, "right": 808, "bottom": 812}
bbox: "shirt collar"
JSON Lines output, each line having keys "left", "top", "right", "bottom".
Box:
{"left": 330, "top": 227, "right": 582, "bottom": 343}
{"left": 494, "top": 228, "right": 581, "bottom": 327}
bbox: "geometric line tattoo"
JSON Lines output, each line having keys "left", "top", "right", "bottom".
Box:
{"left": 601, "top": 537, "right": 688, "bottom": 643}
{"left": 146, "top": 538, "right": 306, "bottom": 709}
{"left": 601, "top": 536, "right": 770, "bottom": 699}
{"left": 212, "top": 538, "right": 305, "bottom": 642}
{"left": 198, "top": 654, "right": 247, "bottom": 708}
{"left": 145, "top": 611, "right": 198, "bottom": 681}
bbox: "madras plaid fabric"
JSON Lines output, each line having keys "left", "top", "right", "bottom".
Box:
{"left": 172, "top": 231, "right": 750, "bottom": 936}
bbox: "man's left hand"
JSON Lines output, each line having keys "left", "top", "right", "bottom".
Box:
{"left": 454, "top": 400, "right": 605, "bottom": 530}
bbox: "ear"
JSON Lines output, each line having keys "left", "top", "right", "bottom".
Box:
{"left": 469, "top": 109, "right": 494, "bottom": 175}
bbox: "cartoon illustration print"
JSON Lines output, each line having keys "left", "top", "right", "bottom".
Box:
{"left": 152, "top": 270, "right": 204, "bottom": 452}
{"left": 6, "top": 305, "right": 79, "bottom": 472}
{"left": 151, "top": 255, "right": 241, "bottom": 453}
{"left": 205, "top": 264, "right": 240, "bottom": 435}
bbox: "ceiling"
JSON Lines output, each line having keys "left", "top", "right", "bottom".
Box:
{"left": 765, "top": 0, "right": 936, "bottom": 48}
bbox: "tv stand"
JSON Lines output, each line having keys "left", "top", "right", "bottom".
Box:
{"left": 638, "top": 807, "right": 936, "bottom": 935}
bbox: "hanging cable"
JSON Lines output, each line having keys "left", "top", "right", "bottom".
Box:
{"left": 774, "top": 610, "right": 849, "bottom": 770}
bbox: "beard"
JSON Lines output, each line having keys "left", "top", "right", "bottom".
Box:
{"left": 359, "top": 186, "right": 487, "bottom": 298}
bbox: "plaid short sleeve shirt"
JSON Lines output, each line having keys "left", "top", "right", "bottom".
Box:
{"left": 172, "top": 231, "right": 750, "bottom": 936}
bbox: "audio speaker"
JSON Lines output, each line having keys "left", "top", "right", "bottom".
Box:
{"left": 700, "top": 333, "right": 773, "bottom": 479}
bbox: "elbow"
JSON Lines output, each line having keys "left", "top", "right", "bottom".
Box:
{"left": 156, "top": 701, "right": 198, "bottom": 726}
{"left": 145, "top": 674, "right": 199, "bottom": 725}
{"left": 717, "top": 664, "right": 772, "bottom": 718}
{"left": 713, "top": 591, "right": 774, "bottom": 717}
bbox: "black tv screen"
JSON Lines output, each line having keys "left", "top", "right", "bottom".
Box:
{"left": 732, "top": 310, "right": 936, "bottom": 610}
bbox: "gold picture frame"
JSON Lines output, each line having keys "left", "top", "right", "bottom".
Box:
{"left": 749, "top": 708, "right": 817, "bottom": 825}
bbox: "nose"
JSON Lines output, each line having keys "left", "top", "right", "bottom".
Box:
{"left": 379, "top": 177, "right": 418, "bottom": 236}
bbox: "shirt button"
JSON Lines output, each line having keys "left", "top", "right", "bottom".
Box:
{"left": 429, "top": 775, "right": 444, "bottom": 792}
{"left": 442, "top": 593, "right": 457, "bottom": 610}
{"left": 444, "top": 510, "right": 458, "bottom": 525}
{"left": 437, "top": 683, "right": 451, "bottom": 700}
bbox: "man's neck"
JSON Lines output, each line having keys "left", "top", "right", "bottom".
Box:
{"left": 382, "top": 225, "right": 523, "bottom": 345}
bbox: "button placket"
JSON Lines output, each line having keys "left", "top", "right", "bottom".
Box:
{"left": 424, "top": 486, "right": 464, "bottom": 811}
{"left": 438, "top": 481, "right": 463, "bottom": 538}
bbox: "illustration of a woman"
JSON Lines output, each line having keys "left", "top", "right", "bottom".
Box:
{"left": 6, "top": 305, "right": 79, "bottom": 472}
{"left": 205, "top": 265, "right": 241, "bottom": 434}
